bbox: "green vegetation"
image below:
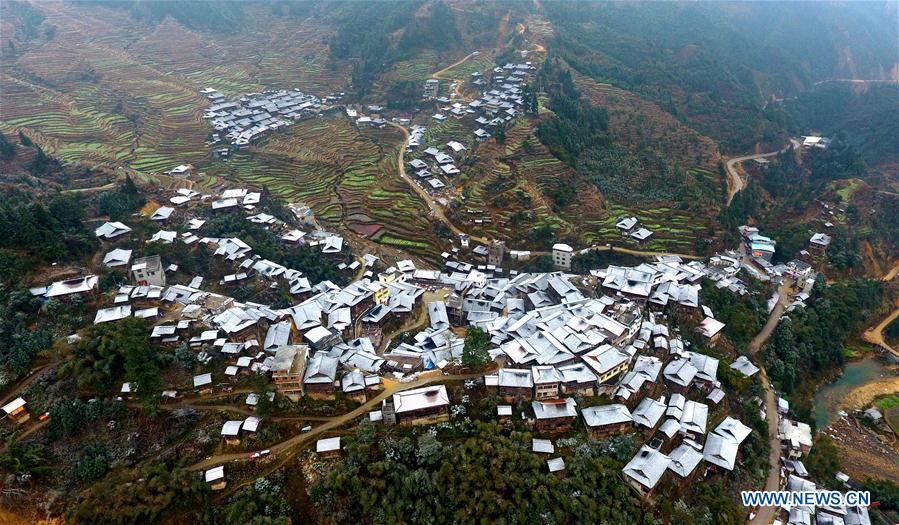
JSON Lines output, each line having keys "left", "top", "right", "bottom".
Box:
{"left": 765, "top": 277, "right": 883, "bottom": 417}
{"left": 97, "top": 0, "right": 246, "bottom": 32}
{"left": 0, "top": 130, "right": 16, "bottom": 159}
{"left": 862, "top": 478, "right": 899, "bottom": 516}
{"left": 537, "top": 62, "right": 609, "bottom": 165}
{"left": 874, "top": 394, "right": 899, "bottom": 411}
{"left": 73, "top": 444, "right": 112, "bottom": 482}
{"left": 58, "top": 317, "right": 160, "bottom": 405}
{"left": 700, "top": 278, "right": 768, "bottom": 350}
{"left": 543, "top": 2, "right": 896, "bottom": 152}
{"left": 884, "top": 318, "right": 899, "bottom": 347}
{"left": 311, "top": 421, "right": 644, "bottom": 524}
{"left": 67, "top": 464, "right": 210, "bottom": 525}
{"left": 0, "top": 192, "right": 97, "bottom": 269}
{"left": 203, "top": 213, "right": 348, "bottom": 285}
{"left": 47, "top": 398, "right": 126, "bottom": 439}
{"left": 784, "top": 84, "right": 899, "bottom": 168}
{"left": 805, "top": 435, "right": 842, "bottom": 489}
{"left": 0, "top": 440, "right": 52, "bottom": 478}
{"left": 535, "top": 59, "right": 713, "bottom": 213}
{"left": 95, "top": 176, "right": 147, "bottom": 221}
{"left": 214, "top": 473, "right": 293, "bottom": 525}
{"left": 462, "top": 326, "right": 490, "bottom": 368}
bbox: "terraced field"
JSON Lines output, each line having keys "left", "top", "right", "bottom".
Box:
{"left": 381, "top": 51, "right": 441, "bottom": 84}
{"left": 211, "top": 118, "right": 441, "bottom": 259}
{"left": 434, "top": 51, "right": 496, "bottom": 81}
{"left": 572, "top": 70, "right": 723, "bottom": 204}
{"left": 451, "top": 117, "right": 606, "bottom": 249}
{"left": 1, "top": 2, "right": 349, "bottom": 176}
{"left": 580, "top": 203, "right": 710, "bottom": 252}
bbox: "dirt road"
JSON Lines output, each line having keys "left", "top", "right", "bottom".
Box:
{"left": 747, "top": 279, "right": 793, "bottom": 525}
{"left": 432, "top": 52, "right": 478, "bottom": 80}
{"left": 188, "top": 371, "right": 485, "bottom": 472}
{"left": 0, "top": 361, "right": 58, "bottom": 408}
{"left": 748, "top": 279, "right": 793, "bottom": 355}
{"left": 862, "top": 300, "right": 899, "bottom": 359}
{"left": 387, "top": 123, "right": 489, "bottom": 245}
{"left": 725, "top": 140, "right": 800, "bottom": 206}
{"left": 881, "top": 262, "right": 899, "bottom": 282}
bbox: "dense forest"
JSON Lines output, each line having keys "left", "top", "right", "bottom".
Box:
{"left": 783, "top": 84, "right": 899, "bottom": 169}
{"left": 764, "top": 276, "right": 884, "bottom": 421}
{"left": 0, "top": 193, "right": 96, "bottom": 275}
{"left": 327, "top": 0, "right": 470, "bottom": 96}
{"left": 312, "top": 420, "right": 647, "bottom": 524}
{"left": 541, "top": 2, "right": 897, "bottom": 152}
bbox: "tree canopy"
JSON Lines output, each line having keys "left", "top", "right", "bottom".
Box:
{"left": 462, "top": 326, "right": 490, "bottom": 368}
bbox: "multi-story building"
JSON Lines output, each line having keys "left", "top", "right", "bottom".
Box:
{"left": 271, "top": 345, "right": 307, "bottom": 400}
{"left": 131, "top": 255, "right": 166, "bottom": 287}
{"left": 552, "top": 243, "right": 573, "bottom": 270}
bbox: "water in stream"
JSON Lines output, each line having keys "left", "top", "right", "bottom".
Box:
{"left": 813, "top": 356, "right": 894, "bottom": 428}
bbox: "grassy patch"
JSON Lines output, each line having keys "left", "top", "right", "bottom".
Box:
{"left": 875, "top": 394, "right": 899, "bottom": 411}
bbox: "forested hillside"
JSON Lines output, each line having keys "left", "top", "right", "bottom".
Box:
{"left": 541, "top": 1, "right": 897, "bottom": 152}
{"left": 783, "top": 83, "right": 899, "bottom": 170}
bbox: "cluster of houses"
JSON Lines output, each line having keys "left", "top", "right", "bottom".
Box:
{"left": 801, "top": 135, "right": 832, "bottom": 150}
{"left": 190, "top": 250, "right": 767, "bottom": 494}
{"left": 194, "top": 246, "right": 785, "bottom": 495}
{"left": 201, "top": 87, "right": 328, "bottom": 146}
{"left": 737, "top": 226, "right": 820, "bottom": 292}
{"left": 434, "top": 61, "right": 536, "bottom": 142}
{"left": 407, "top": 141, "right": 469, "bottom": 192}
{"left": 386, "top": 61, "right": 537, "bottom": 196}
{"left": 19, "top": 182, "right": 841, "bottom": 506}
{"left": 615, "top": 216, "right": 655, "bottom": 245}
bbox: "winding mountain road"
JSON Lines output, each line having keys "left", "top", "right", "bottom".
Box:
{"left": 862, "top": 300, "right": 899, "bottom": 359}
{"left": 725, "top": 139, "right": 801, "bottom": 206}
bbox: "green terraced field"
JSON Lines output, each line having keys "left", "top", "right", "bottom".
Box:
{"left": 435, "top": 52, "right": 496, "bottom": 80}
{"left": 208, "top": 118, "right": 441, "bottom": 258}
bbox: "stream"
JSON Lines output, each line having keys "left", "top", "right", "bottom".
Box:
{"left": 813, "top": 356, "right": 897, "bottom": 428}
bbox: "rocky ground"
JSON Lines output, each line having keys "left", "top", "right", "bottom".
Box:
{"left": 822, "top": 416, "right": 899, "bottom": 483}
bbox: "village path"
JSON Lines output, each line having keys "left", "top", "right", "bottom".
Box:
{"left": 725, "top": 139, "right": 801, "bottom": 206}
{"left": 746, "top": 278, "right": 793, "bottom": 525}
{"left": 386, "top": 122, "right": 490, "bottom": 245}
{"left": 0, "top": 360, "right": 59, "bottom": 409}
{"left": 186, "top": 370, "right": 486, "bottom": 473}
{"left": 432, "top": 52, "right": 478, "bottom": 81}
